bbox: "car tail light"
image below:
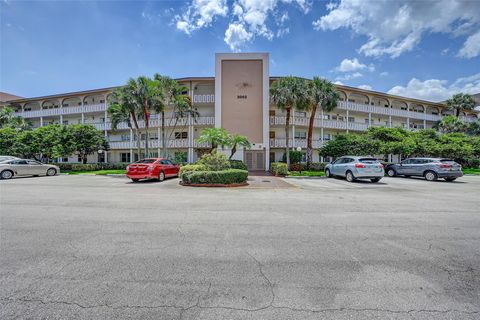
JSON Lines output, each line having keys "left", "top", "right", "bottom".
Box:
{"left": 438, "top": 164, "right": 452, "bottom": 168}
{"left": 355, "top": 163, "right": 366, "bottom": 168}
{"left": 378, "top": 164, "right": 384, "bottom": 168}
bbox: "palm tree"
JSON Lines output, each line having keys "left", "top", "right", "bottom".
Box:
{"left": 467, "top": 120, "right": 480, "bottom": 136}
{"left": 434, "top": 115, "right": 467, "bottom": 133}
{"left": 306, "top": 77, "right": 339, "bottom": 167}
{"left": 446, "top": 93, "right": 475, "bottom": 117}
{"left": 0, "top": 107, "right": 15, "bottom": 127}
{"left": 153, "top": 74, "right": 197, "bottom": 157}
{"left": 228, "top": 134, "right": 251, "bottom": 159}
{"left": 196, "top": 127, "right": 230, "bottom": 153}
{"left": 108, "top": 84, "right": 142, "bottom": 160}
{"left": 270, "top": 76, "right": 310, "bottom": 168}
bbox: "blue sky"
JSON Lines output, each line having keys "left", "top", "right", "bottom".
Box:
{"left": 1, "top": 0, "right": 479, "bottom": 102}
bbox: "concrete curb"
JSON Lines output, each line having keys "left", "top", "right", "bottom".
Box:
{"left": 284, "top": 176, "right": 325, "bottom": 179}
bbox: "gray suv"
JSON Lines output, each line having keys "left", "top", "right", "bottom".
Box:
{"left": 325, "top": 156, "right": 384, "bottom": 182}
{"left": 385, "top": 158, "right": 463, "bottom": 181}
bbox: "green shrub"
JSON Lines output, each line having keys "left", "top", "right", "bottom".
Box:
{"left": 182, "top": 169, "right": 248, "bottom": 185}
{"left": 299, "top": 162, "right": 327, "bottom": 171}
{"left": 197, "top": 151, "right": 231, "bottom": 171}
{"left": 179, "top": 164, "right": 208, "bottom": 180}
{"left": 270, "top": 162, "right": 288, "bottom": 176}
{"left": 229, "top": 160, "right": 248, "bottom": 170}
{"left": 53, "top": 163, "right": 128, "bottom": 172}
{"left": 281, "top": 151, "right": 304, "bottom": 164}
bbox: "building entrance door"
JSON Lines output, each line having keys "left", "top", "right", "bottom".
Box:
{"left": 244, "top": 150, "right": 265, "bottom": 171}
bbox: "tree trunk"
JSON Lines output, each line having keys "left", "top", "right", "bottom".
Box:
{"left": 143, "top": 101, "right": 149, "bottom": 158}
{"left": 229, "top": 143, "right": 237, "bottom": 160}
{"left": 306, "top": 104, "right": 317, "bottom": 169}
{"left": 136, "top": 129, "right": 141, "bottom": 161}
{"left": 161, "top": 111, "right": 166, "bottom": 157}
{"left": 285, "top": 107, "right": 291, "bottom": 168}
{"left": 82, "top": 153, "right": 87, "bottom": 164}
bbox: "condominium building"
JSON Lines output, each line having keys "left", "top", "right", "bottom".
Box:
{"left": 2, "top": 53, "right": 479, "bottom": 170}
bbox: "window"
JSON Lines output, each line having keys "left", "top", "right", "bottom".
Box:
{"left": 27, "top": 160, "right": 42, "bottom": 165}
{"left": 294, "top": 131, "right": 306, "bottom": 139}
{"left": 348, "top": 99, "right": 355, "bottom": 102}
{"left": 269, "top": 110, "right": 275, "bottom": 116}
{"left": 295, "top": 111, "right": 306, "bottom": 118}
{"left": 120, "top": 153, "right": 131, "bottom": 163}
{"left": 348, "top": 117, "right": 355, "bottom": 122}
{"left": 269, "top": 131, "right": 275, "bottom": 139}
{"left": 401, "top": 159, "right": 412, "bottom": 164}
{"left": 135, "top": 159, "right": 156, "bottom": 164}
{"left": 78, "top": 155, "right": 82, "bottom": 162}
{"left": 175, "top": 132, "right": 188, "bottom": 139}
{"left": 323, "top": 134, "right": 331, "bottom": 140}
{"left": 11, "top": 160, "right": 28, "bottom": 165}
{"left": 332, "top": 115, "right": 344, "bottom": 121}
{"left": 365, "top": 119, "right": 370, "bottom": 124}
{"left": 63, "top": 120, "right": 69, "bottom": 125}
{"left": 100, "top": 99, "right": 105, "bottom": 103}
{"left": 62, "top": 157, "right": 68, "bottom": 162}
{"left": 121, "top": 134, "right": 130, "bottom": 141}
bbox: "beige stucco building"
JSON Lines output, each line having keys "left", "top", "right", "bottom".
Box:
{"left": 2, "top": 53, "right": 479, "bottom": 170}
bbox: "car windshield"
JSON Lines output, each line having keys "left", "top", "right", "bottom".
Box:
{"left": 439, "top": 159, "right": 455, "bottom": 162}
{"left": 359, "top": 158, "right": 378, "bottom": 163}
{"left": 134, "top": 159, "right": 156, "bottom": 164}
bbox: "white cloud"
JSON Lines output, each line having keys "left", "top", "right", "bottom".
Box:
{"left": 387, "top": 73, "right": 480, "bottom": 102}
{"left": 175, "top": 0, "right": 310, "bottom": 50}
{"left": 358, "top": 85, "right": 372, "bottom": 90}
{"left": 335, "top": 58, "right": 374, "bottom": 72}
{"left": 380, "top": 71, "right": 389, "bottom": 76}
{"left": 224, "top": 23, "right": 253, "bottom": 52}
{"left": 313, "top": 0, "right": 480, "bottom": 58}
{"left": 175, "top": 0, "right": 228, "bottom": 35}
{"left": 335, "top": 72, "right": 363, "bottom": 81}
{"left": 458, "top": 30, "right": 480, "bottom": 58}
{"left": 334, "top": 81, "right": 344, "bottom": 85}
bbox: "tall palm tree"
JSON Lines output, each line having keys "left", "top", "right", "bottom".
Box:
{"left": 0, "top": 107, "right": 15, "bottom": 127}
{"left": 434, "top": 115, "right": 467, "bottom": 133}
{"left": 108, "top": 84, "right": 142, "bottom": 160}
{"left": 153, "top": 74, "right": 198, "bottom": 157}
{"left": 306, "top": 77, "right": 339, "bottom": 167}
{"left": 446, "top": 93, "right": 475, "bottom": 117}
{"left": 270, "top": 76, "right": 310, "bottom": 168}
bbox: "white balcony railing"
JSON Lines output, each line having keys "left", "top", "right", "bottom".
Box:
{"left": 270, "top": 116, "right": 370, "bottom": 131}
{"left": 18, "top": 103, "right": 107, "bottom": 119}
{"left": 269, "top": 139, "right": 323, "bottom": 148}
{"left": 108, "top": 139, "right": 211, "bottom": 150}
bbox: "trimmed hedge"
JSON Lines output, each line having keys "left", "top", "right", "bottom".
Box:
{"left": 179, "top": 164, "right": 208, "bottom": 180}
{"left": 181, "top": 169, "right": 248, "bottom": 185}
{"left": 299, "top": 162, "right": 328, "bottom": 171}
{"left": 53, "top": 163, "right": 128, "bottom": 172}
{"left": 270, "top": 162, "right": 288, "bottom": 176}
{"left": 229, "top": 160, "right": 248, "bottom": 170}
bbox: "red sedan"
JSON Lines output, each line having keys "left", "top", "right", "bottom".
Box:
{"left": 126, "top": 158, "right": 180, "bottom": 182}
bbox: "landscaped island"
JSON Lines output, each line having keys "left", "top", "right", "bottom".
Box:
{"left": 179, "top": 152, "right": 248, "bottom": 187}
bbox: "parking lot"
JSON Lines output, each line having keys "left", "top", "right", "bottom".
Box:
{"left": 1, "top": 175, "right": 480, "bottom": 319}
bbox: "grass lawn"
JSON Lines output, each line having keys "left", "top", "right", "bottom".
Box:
{"left": 463, "top": 168, "right": 480, "bottom": 175}
{"left": 287, "top": 171, "right": 325, "bottom": 177}
{"left": 66, "top": 169, "right": 126, "bottom": 175}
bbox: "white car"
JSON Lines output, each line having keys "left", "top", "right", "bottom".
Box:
{"left": 0, "top": 159, "right": 59, "bottom": 179}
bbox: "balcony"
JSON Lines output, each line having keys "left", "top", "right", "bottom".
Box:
{"left": 270, "top": 116, "right": 369, "bottom": 131}
{"left": 90, "top": 116, "right": 215, "bottom": 131}
{"left": 269, "top": 139, "right": 323, "bottom": 149}
{"left": 108, "top": 139, "right": 210, "bottom": 149}
{"left": 336, "top": 101, "right": 443, "bottom": 121}
{"left": 18, "top": 103, "right": 107, "bottom": 118}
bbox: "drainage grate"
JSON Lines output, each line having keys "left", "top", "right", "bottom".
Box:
{"left": 262, "top": 180, "right": 271, "bottom": 183}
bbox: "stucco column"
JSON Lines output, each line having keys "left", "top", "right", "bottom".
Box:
{"left": 292, "top": 111, "right": 295, "bottom": 150}
{"left": 40, "top": 117, "right": 43, "bottom": 127}
{"left": 346, "top": 110, "right": 349, "bottom": 134}
{"left": 368, "top": 112, "right": 372, "bottom": 127}
{"left": 157, "top": 126, "right": 161, "bottom": 157}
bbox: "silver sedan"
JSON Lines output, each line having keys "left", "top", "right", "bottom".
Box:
{"left": 325, "top": 156, "right": 385, "bottom": 182}
{"left": 0, "top": 159, "right": 59, "bottom": 179}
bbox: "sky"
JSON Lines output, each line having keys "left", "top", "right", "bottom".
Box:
{"left": 1, "top": 0, "right": 480, "bottom": 102}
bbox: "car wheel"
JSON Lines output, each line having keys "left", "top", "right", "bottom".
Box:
{"left": 131, "top": 179, "right": 139, "bottom": 182}
{"left": 325, "top": 169, "right": 332, "bottom": 178}
{"left": 345, "top": 171, "right": 355, "bottom": 182}
{"left": 424, "top": 170, "right": 438, "bottom": 181}
{"left": 370, "top": 178, "right": 381, "bottom": 183}
{"left": 444, "top": 177, "right": 456, "bottom": 182}
{"left": 158, "top": 171, "right": 165, "bottom": 182}
{"left": 1, "top": 170, "right": 13, "bottom": 180}
{"left": 386, "top": 168, "right": 396, "bottom": 177}
{"left": 46, "top": 168, "right": 57, "bottom": 176}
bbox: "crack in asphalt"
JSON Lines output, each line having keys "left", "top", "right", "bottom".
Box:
{"left": 2, "top": 297, "right": 479, "bottom": 316}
